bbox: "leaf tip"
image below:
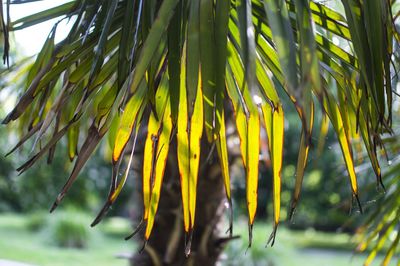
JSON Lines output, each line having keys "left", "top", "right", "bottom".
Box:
{"left": 1, "top": 114, "right": 11, "bottom": 125}
{"left": 49, "top": 202, "right": 58, "bottom": 213}
{"left": 185, "top": 229, "right": 193, "bottom": 257}
{"left": 225, "top": 198, "right": 233, "bottom": 237}
{"left": 91, "top": 201, "right": 111, "bottom": 227}
{"left": 266, "top": 224, "right": 278, "bottom": 247}
{"left": 139, "top": 240, "right": 147, "bottom": 254}
{"left": 289, "top": 197, "right": 299, "bottom": 222}
{"left": 49, "top": 193, "right": 64, "bottom": 213}
{"left": 377, "top": 174, "right": 386, "bottom": 193}
{"left": 248, "top": 223, "right": 253, "bottom": 249}
{"left": 125, "top": 219, "right": 145, "bottom": 240}
{"left": 354, "top": 194, "right": 363, "bottom": 214}
{"left": 288, "top": 206, "right": 296, "bottom": 222}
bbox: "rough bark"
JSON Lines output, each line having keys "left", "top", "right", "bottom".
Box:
{"left": 130, "top": 138, "right": 228, "bottom": 266}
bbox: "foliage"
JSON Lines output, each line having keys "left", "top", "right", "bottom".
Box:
{"left": 99, "top": 216, "right": 133, "bottom": 239}
{"left": 233, "top": 106, "right": 355, "bottom": 230}
{"left": 45, "top": 209, "right": 90, "bottom": 248}
{"left": 0, "top": 213, "right": 384, "bottom": 266}
{"left": 0, "top": 149, "right": 19, "bottom": 211}
{"left": 0, "top": 133, "right": 133, "bottom": 213}
{"left": 353, "top": 126, "right": 400, "bottom": 266}
{"left": 25, "top": 208, "right": 93, "bottom": 248}
{"left": 0, "top": 0, "right": 398, "bottom": 261}
{"left": 0, "top": 213, "right": 132, "bottom": 266}
{"left": 26, "top": 210, "right": 47, "bottom": 231}
{"left": 0, "top": 126, "right": 20, "bottom": 211}
{"left": 223, "top": 221, "right": 380, "bottom": 266}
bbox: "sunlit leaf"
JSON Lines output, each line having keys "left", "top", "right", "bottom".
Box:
{"left": 1, "top": 0, "right": 398, "bottom": 259}
{"left": 113, "top": 81, "right": 147, "bottom": 162}
{"left": 144, "top": 98, "right": 173, "bottom": 240}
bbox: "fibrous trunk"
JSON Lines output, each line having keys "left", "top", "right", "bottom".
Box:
{"left": 130, "top": 138, "right": 228, "bottom": 266}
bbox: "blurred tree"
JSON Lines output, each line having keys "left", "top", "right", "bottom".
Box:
{"left": 0, "top": 128, "right": 135, "bottom": 214}
{"left": 0, "top": 128, "right": 19, "bottom": 211}
{"left": 0, "top": 0, "right": 399, "bottom": 265}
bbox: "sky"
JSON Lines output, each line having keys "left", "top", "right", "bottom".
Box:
{"left": 9, "top": 0, "right": 73, "bottom": 56}
{"left": 0, "top": 1, "right": 72, "bottom": 112}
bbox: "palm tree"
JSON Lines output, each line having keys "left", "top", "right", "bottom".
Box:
{"left": 353, "top": 125, "right": 400, "bottom": 266}
{"left": 1, "top": 0, "right": 398, "bottom": 265}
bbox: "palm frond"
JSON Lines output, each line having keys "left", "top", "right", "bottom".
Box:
{"left": 1, "top": 0, "right": 398, "bottom": 258}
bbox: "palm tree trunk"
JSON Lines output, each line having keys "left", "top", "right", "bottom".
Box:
{"left": 130, "top": 137, "right": 228, "bottom": 266}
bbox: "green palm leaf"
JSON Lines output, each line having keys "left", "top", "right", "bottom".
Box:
{"left": 1, "top": 0, "right": 398, "bottom": 259}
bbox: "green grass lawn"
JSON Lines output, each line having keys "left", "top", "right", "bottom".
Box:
{"left": 223, "top": 220, "right": 394, "bottom": 266}
{"left": 0, "top": 214, "right": 395, "bottom": 266}
{"left": 0, "top": 213, "right": 135, "bottom": 266}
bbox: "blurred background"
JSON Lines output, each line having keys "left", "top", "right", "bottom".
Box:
{"left": 0, "top": 1, "right": 399, "bottom": 266}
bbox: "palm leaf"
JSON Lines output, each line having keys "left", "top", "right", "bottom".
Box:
{"left": 1, "top": 0, "right": 398, "bottom": 259}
